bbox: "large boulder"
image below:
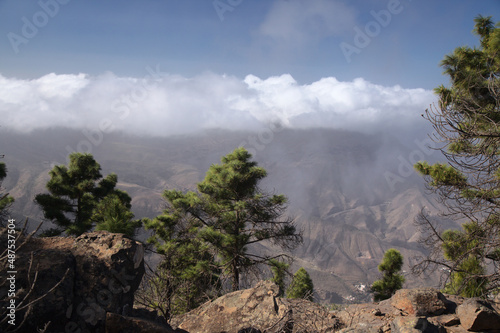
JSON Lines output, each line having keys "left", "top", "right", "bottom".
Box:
{"left": 171, "top": 280, "right": 293, "bottom": 333}
{"left": 456, "top": 298, "right": 500, "bottom": 331}
{"left": 0, "top": 230, "right": 145, "bottom": 333}
{"left": 391, "top": 288, "right": 447, "bottom": 317}
{"left": 172, "top": 281, "right": 343, "bottom": 333}
{"left": 169, "top": 284, "right": 500, "bottom": 333}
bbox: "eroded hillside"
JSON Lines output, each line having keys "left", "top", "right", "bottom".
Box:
{"left": 1, "top": 127, "right": 455, "bottom": 302}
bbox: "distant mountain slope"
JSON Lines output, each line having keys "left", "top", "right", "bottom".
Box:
{"left": 0, "top": 127, "right": 455, "bottom": 302}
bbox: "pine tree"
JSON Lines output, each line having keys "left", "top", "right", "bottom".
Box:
{"left": 413, "top": 16, "right": 500, "bottom": 296}
{"left": 269, "top": 258, "right": 290, "bottom": 297}
{"left": 286, "top": 267, "right": 314, "bottom": 301}
{"left": 144, "top": 195, "right": 220, "bottom": 320}
{"left": 371, "top": 249, "right": 405, "bottom": 301}
{"left": 147, "top": 147, "right": 302, "bottom": 291}
{"left": 93, "top": 194, "right": 142, "bottom": 237}
{"left": 35, "top": 152, "right": 133, "bottom": 236}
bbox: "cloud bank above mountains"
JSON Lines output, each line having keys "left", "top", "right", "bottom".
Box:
{"left": 0, "top": 71, "right": 435, "bottom": 137}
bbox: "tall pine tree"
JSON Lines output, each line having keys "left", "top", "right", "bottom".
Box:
{"left": 413, "top": 16, "right": 500, "bottom": 297}
{"left": 144, "top": 191, "right": 220, "bottom": 319}
{"left": 148, "top": 147, "right": 302, "bottom": 291}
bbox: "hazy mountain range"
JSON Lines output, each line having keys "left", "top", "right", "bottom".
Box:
{"left": 0, "top": 127, "right": 458, "bottom": 303}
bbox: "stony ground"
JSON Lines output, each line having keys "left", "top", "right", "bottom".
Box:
{"left": 168, "top": 281, "right": 500, "bottom": 333}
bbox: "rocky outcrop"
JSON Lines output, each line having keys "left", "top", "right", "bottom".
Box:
{"left": 171, "top": 280, "right": 344, "bottom": 333}
{"left": 172, "top": 284, "right": 500, "bottom": 333}
{"left": 336, "top": 302, "right": 396, "bottom": 332}
{"left": 171, "top": 280, "right": 343, "bottom": 333}
{"left": 171, "top": 280, "right": 296, "bottom": 333}
{"left": 3, "top": 226, "right": 500, "bottom": 333}
{"left": 390, "top": 288, "right": 447, "bottom": 317}
{"left": 335, "top": 288, "right": 500, "bottom": 333}
{"left": 281, "top": 298, "right": 343, "bottom": 332}
{"left": 456, "top": 298, "right": 500, "bottom": 331}
{"left": 0, "top": 230, "right": 145, "bottom": 333}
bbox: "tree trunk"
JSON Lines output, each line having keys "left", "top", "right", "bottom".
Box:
{"left": 232, "top": 212, "right": 240, "bottom": 291}
{"left": 231, "top": 259, "right": 239, "bottom": 291}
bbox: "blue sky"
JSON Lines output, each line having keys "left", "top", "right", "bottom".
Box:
{"left": 0, "top": 0, "right": 499, "bottom": 137}
{"left": 1, "top": 0, "right": 498, "bottom": 88}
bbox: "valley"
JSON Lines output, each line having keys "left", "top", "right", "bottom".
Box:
{"left": 0, "top": 127, "right": 456, "bottom": 303}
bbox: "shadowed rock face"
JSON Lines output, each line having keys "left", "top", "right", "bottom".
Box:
{"left": 457, "top": 298, "right": 500, "bottom": 332}
{"left": 0, "top": 230, "right": 145, "bottom": 333}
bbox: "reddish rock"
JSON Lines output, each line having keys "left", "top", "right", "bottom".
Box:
{"left": 171, "top": 281, "right": 293, "bottom": 333}
{"left": 391, "top": 288, "right": 447, "bottom": 316}
{"left": 172, "top": 281, "right": 342, "bottom": 333}
{"left": 429, "top": 314, "right": 460, "bottom": 327}
{"left": 456, "top": 298, "right": 500, "bottom": 332}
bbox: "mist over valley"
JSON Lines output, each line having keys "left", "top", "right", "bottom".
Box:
{"left": 1, "top": 126, "right": 453, "bottom": 303}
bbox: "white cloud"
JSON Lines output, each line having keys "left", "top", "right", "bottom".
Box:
{"left": 0, "top": 71, "right": 435, "bottom": 137}
{"left": 259, "top": 0, "right": 357, "bottom": 44}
